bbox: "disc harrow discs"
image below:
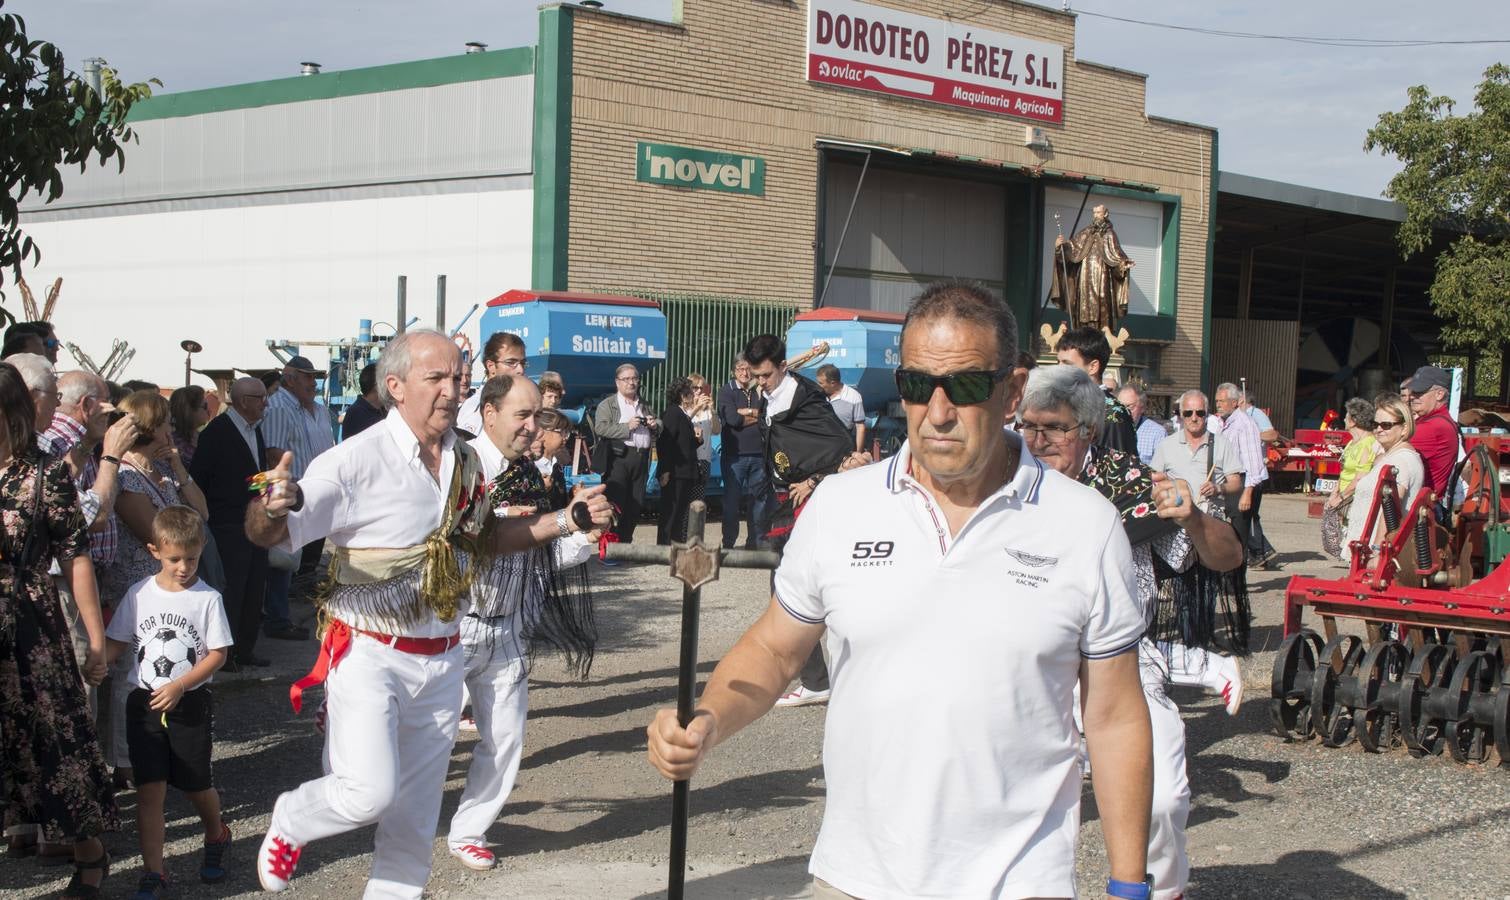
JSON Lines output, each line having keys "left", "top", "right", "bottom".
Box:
{"left": 1357, "top": 640, "right": 1408, "bottom": 753}
{"left": 1495, "top": 666, "right": 1510, "bottom": 768}
{"left": 1271, "top": 629, "right": 1323, "bottom": 741}
{"left": 1312, "top": 634, "right": 1365, "bottom": 748}
{"left": 1400, "top": 643, "right": 1454, "bottom": 758}
{"left": 1447, "top": 651, "right": 1501, "bottom": 765}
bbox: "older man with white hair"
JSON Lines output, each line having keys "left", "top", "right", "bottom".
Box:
{"left": 247, "top": 329, "right": 612, "bottom": 898}
{"left": 1020, "top": 365, "right": 1245, "bottom": 900}
{"left": 260, "top": 355, "right": 337, "bottom": 645}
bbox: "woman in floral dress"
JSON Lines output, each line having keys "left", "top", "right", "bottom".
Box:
{"left": 0, "top": 362, "right": 117, "bottom": 898}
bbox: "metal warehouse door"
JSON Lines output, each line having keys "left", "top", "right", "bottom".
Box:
{"left": 820, "top": 160, "right": 1005, "bottom": 313}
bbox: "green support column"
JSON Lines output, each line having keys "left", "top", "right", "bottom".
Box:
{"left": 532, "top": 6, "right": 574, "bottom": 291}
{"left": 1004, "top": 180, "right": 1038, "bottom": 352}
{"left": 1200, "top": 132, "right": 1219, "bottom": 391}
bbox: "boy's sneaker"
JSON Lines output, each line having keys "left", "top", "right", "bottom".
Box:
{"left": 200, "top": 823, "right": 232, "bottom": 883}
{"left": 257, "top": 800, "right": 302, "bottom": 892}
{"left": 458, "top": 715, "right": 478, "bottom": 734}
{"left": 132, "top": 871, "right": 170, "bottom": 899}
{"left": 774, "top": 686, "right": 830, "bottom": 708}
{"left": 449, "top": 843, "right": 496, "bottom": 871}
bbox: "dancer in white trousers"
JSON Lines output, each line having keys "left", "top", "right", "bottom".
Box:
{"left": 1021, "top": 365, "right": 1246, "bottom": 900}
{"left": 446, "top": 374, "right": 598, "bottom": 870}
{"left": 245, "top": 331, "right": 612, "bottom": 898}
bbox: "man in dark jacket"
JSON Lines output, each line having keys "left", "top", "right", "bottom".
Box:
{"left": 1056, "top": 325, "right": 1137, "bottom": 454}
{"left": 340, "top": 363, "right": 384, "bottom": 440}
{"left": 189, "top": 378, "right": 292, "bottom": 669}
{"left": 745, "top": 333, "right": 856, "bottom": 707}
{"left": 656, "top": 378, "right": 700, "bottom": 545}
{"left": 716, "top": 355, "right": 771, "bottom": 550}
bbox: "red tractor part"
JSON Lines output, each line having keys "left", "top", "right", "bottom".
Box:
{"left": 1273, "top": 448, "right": 1510, "bottom": 769}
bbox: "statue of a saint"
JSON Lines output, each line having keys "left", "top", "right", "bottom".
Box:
{"left": 1049, "top": 204, "right": 1136, "bottom": 333}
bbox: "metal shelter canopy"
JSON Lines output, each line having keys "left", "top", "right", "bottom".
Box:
{"left": 1212, "top": 171, "right": 1447, "bottom": 359}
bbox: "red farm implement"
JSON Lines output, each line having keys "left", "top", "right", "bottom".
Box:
{"left": 1272, "top": 443, "right": 1510, "bottom": 767}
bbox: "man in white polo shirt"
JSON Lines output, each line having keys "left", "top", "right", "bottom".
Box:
{"left": 647, "top": 281, "right": 1154, "bottom": 900}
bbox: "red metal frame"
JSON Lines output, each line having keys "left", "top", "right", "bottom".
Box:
{"left": 1284, "top": 464, "right": 1510, "bottom": 639}
{"left": 484, "top": 289, "right": 661, "bottom": 309}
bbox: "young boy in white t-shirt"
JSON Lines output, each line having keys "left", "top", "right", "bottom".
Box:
{"left": 105, "top": 506, "right": 234, "bottom": 898}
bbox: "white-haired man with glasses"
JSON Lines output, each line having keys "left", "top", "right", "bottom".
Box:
{"left": 648, "top": 281, "right": 1156, "bottom": 900}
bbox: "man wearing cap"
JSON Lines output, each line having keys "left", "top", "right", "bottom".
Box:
{"left": 1406, "top": 365, "right": 1461, "bottom": 503}
{"left": 259, "top": 355, "right": 336, "bottom": 644}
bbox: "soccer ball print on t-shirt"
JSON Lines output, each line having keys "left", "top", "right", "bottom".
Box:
{"left": 136, "top": 625, "right": 200, "bottom": 690}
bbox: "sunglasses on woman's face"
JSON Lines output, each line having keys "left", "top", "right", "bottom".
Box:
{"left": 894, "top": 368, "right": 1009, "bottom": 406}
{"left": 1374, "top": 419, "right": 1402, "bottom": 430}
{"left": 1180, "top": 409, "right": 1208, "bottom": 418}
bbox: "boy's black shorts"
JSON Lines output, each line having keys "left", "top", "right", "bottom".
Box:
{"left": 126, "top": 686, "right": 214, "bottom": 792}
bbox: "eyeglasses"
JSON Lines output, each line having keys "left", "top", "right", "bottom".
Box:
{"left": 43, "top": 338, "right": 60, "bottom": 350}
{"left": 1374, "top": 419, "right": 1402, "bottom": 430}
{"left": 894, "top": 368, "right": 1008, "bottom": 406}
{"left": 617, "top": 376, "right": 640, "bottom": 383}
{"left": 1180, "top": 409, "right": 1208, "bottom": 418}
{"left": 497, "top": 357, "right": 527, "bottom": 369}
{"left": 1019, "top": 421, "right": 1084, "bottom": 444}
{"left": 30, "top": 387, "right": 61, "bottom": 403}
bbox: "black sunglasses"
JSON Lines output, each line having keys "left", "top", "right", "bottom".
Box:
{"left": 894, "top": 368, "right": 1009, "bottom": 406}
{"left": 1180, "top": 409, "right": 1208, "bottom": 418}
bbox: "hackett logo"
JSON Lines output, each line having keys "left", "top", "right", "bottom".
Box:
{"left": 636, "top": 142, "right": 766, "bottom": 196}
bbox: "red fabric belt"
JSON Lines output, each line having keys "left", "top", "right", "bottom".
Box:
{"left": 288, "top": 619, "right": 461, "bottom": 714}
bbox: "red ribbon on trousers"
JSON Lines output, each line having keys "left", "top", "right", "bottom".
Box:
{"left": 290, "top": 620, "right": 355, "bottom": 714}
{"left": 288, "top": 620, "right": 461, "bottom": 713}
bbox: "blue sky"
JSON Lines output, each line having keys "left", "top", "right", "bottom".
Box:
{"left": 10, "top": 0, "right": 1505, "bottom": 198}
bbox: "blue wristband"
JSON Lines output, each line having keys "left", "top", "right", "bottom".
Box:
{"left": 1106, "top": 877, "right": 1152, "bottom": 900}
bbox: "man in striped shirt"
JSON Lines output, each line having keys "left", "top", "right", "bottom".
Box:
{"left": 260, "top": 356, "right": 336, "bottom": 643}
{"left": 1214, "top": 382, "right": 1275, "bottom": 569}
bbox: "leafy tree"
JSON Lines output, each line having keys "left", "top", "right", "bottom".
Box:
{"left": 0, "top": 0, "right": 158, "bottom": 320}
{"left": 1365, "top": 64, "right": 1510, "bottom": 354}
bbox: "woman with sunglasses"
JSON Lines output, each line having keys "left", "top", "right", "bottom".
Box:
{"left": 1019, "top": 365, "right": 1246, "bottom": 900}
{"left": 1341, "top": 394, "right": 1425, "bottom": 563}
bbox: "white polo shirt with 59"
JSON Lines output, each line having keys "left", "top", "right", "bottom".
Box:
{"left": 774, "top": 432, "right": 1143, "bottom": 899}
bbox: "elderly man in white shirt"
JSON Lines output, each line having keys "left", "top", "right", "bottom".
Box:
{"left": 591, "top": 363, "right": 661, "bottom": 545}
{"left": 247, "top": 330, "right": 611, "bottom": 899}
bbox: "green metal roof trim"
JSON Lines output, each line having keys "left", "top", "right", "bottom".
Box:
{"left": 127, "top": 47, "right": 534, "bottom": 122}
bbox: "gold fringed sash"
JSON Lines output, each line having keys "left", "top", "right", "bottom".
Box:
{"left": 314, "top": 443, "right": 485, "bottom": 630}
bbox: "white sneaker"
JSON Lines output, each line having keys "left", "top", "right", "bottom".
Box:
{"left": 774, "top": 686, "right": 831, "bottom": 708}
{"left": 457, "top": 715, "right": 478, "bottom": 734}
{"left": 449, "top": 842, "right": 496, "bottom": 871}
{"left": 256, "top": 800, "right": 303, "bottom": 892}
{"left": 1208, "top": 654, "right": 1244, "bottom": 716}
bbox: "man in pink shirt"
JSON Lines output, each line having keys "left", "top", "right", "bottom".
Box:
{"left": 1405, "top": 365, "right": 1460, "bottom": 501}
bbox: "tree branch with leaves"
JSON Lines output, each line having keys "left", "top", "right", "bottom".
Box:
{"left": 1365, "top": 63, "right": 1510, "bottom": 354}
{"left": 0, "top": 0, "right": 158, "bottom": 321}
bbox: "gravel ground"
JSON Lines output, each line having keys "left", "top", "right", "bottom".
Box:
{"left": 5, "top": 492, "right": 1508, "bottom": 899}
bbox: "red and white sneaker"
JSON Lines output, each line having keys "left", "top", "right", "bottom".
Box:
{"left": 1209, "top": 654, "right": 1244, "bottom": 716}
{"left": 774, "top": 686, "right": 831, "bottom": 708}
{"left": 449, "top": 842, "right": 496, "bottom": 871}
{"left": 457, "top": 715, "right": 478, "bottom": 734}
{"left": 257, "top": 810, "right": 303, "bottom": 892}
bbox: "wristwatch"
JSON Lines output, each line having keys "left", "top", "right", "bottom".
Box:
{"left": 1106, "top": 875, "right": 1154, "bottom": 899}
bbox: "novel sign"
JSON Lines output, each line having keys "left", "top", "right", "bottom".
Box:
{"left": 806, "top": 0, "right": 1064, "bottom": 123}
{"left": 636, "top": 142, "right": 766, "bottom": 196}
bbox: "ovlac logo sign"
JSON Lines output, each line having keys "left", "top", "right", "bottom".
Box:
{"left": 636, "top": 142, "right": 766, "bottom": 196}
{"left": 807, "top": 0, "right": 1064, "bottom": 123}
